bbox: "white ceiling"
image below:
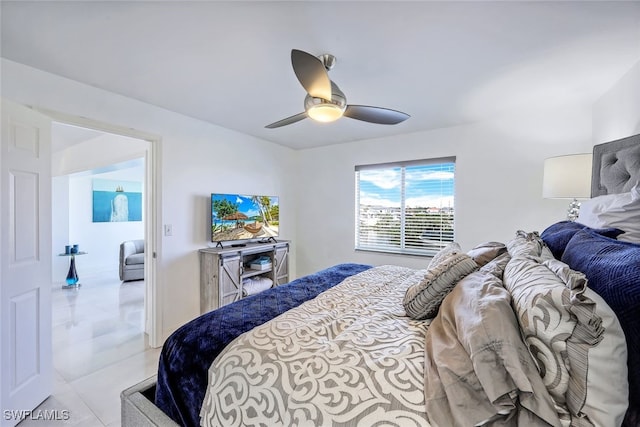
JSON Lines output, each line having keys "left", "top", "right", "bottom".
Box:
{"left": 2, "top": 1, "right": 640, "bottom": 150}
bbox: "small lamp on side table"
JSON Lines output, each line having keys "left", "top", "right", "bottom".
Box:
{"left": 543, "top": 153, "right": 592, "bottom": 221}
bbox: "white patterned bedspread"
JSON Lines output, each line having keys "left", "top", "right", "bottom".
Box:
{"left": 200, "top": 265, "right": 432, "bottom": 427}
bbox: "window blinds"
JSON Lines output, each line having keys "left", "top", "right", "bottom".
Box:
{"left": 355, "top": 158, "right": 455, "bottom": 256}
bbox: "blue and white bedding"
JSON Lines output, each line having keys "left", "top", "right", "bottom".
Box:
{"left": 153, "top": 225, "right": 639, "bottom": 427}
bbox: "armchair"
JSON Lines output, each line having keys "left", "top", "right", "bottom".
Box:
{"left": 119, "top": 239, "right": 145, "bottom": 281}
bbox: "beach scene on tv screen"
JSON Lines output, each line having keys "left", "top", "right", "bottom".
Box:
{"left": 211, "top": 194, "right": 279, "bottom": 242}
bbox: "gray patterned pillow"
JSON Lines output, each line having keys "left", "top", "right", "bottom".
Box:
{"left": 504, "top": 252, "right": 603, "bottom": 425}
{"left": 404, "top": 253, "right": 477, "bottom": 320}
{"left": 506, "top": 230, "right": 545, "bottom": 258}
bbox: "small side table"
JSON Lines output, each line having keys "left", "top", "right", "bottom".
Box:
{"left": 58, "top": 252, "right": 87, "bottom": 289}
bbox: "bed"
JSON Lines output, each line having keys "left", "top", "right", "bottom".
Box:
{"left": 122, "top": 134, "right": 640, "bottom": 427}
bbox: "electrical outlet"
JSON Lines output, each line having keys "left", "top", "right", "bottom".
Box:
{"left": 164, "top": 224, "right": 173, "bottom": 236}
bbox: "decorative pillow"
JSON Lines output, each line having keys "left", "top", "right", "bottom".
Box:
{"left": 403, "top": 253, "right": 477, "bottom": 320}
{"left": 581, "top": 287, "right": 629, "bottom": 427}
{"left": 504, "top": 236, "right": 604, "bottom": 425}
{"left": 561, "top": 229, "right": 640, "bottom": 425}
{"left": 545, "top": 257, "right": 629, "bottom": 426}
{"left": 540, "top": 220, "right": 624, "bottom": 260}
{"left": 427, "top": 242, "right": 461, "bottom": 270}
{"left": 577, "top": 183, "right": 640, "bottom": 243}
{"left": 466, "top": 241, "right": 507, "bottom": 267}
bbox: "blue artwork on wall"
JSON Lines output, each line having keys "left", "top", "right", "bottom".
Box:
{"left": 92, "top": 179, "right": 142, "bottom": 222}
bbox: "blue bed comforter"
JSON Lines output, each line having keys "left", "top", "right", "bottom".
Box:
{"left": 154, "top": 263, "right": 373, "bottom": 427}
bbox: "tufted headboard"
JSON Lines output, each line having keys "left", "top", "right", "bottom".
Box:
{"left": 591, "top": 133, "right": 640, "bottom": 197}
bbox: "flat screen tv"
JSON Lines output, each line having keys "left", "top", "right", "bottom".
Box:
{"left": 211, "top": 193, "right": 279, "bottom": 244}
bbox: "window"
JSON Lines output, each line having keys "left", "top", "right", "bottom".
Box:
{"left": 355, "top": 157, "right": 455, "bottom": 256}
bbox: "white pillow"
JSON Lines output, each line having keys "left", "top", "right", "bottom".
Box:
{"left": 546, "top": 252, "right": 628, "bottom": 426}
{"left": 581, "top": 287, "right": 629, "bottom": 427}
{"left": 577, "top": 184, "right": 640, "bottom": 243}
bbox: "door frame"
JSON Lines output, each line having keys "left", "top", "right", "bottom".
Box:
{"left": 35, "top": 107, "right": 163, "bottom": 347}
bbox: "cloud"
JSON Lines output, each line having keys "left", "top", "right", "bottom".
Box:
{"left": 360, "top": 193, "right": 400, "bottom": 208}
{"left": 406, "top": 170, "right": 454, "bottom": 181}
{"left": 359, "top": 166, "right": 454, "bottom": 208}
{"left": 359, "top": 169, "right": 401, "bottom": 190}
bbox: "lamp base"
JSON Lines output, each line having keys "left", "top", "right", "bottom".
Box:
{"left": 566, "top": 198, "right": 581, "bottom": 222}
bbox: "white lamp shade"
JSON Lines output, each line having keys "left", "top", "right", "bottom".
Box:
{"left": 543, "top": 153, "right": 593, "bottom": 199}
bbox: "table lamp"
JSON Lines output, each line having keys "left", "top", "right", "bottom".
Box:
{"left": 542, "top": 153, "right": 592, "bottom": 221}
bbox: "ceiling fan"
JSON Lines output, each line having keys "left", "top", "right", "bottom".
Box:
{"left": 265, "top": 49, "right": 410, "bottom": 129}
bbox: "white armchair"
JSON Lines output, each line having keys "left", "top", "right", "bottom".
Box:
{"left": 119, "top": 239, "right": 145, "bottom": 281}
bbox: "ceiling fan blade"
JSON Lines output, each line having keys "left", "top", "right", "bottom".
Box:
{"left": 265, "top": 112, "right": 308, "bottom": 129}
{"left": 291, "top": 49, "right": 332, "bottom": 100}
{"left": 343, "top": 105, "right": 410, "bottom": 125}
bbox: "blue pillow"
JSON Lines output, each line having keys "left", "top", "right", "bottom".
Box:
{"left": 540, "top": 221, "right": 623, "bottom": 259}
{"left": 561, "top": 229, "right": 640, "bottom": 425}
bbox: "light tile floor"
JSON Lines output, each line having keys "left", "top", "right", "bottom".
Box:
{"left": 19, "top": 272, "right": 160, "bottom": 427}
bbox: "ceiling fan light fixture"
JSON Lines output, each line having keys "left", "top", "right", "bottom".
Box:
{"left": 264, "top": 49, "right": 410, "bottom": 129}
{"left": 307, "top": 103, "right": 344, "bottom": 123}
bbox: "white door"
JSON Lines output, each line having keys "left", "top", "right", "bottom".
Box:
{"left": 1, "top": 100, "right": 53, "bottom": 426}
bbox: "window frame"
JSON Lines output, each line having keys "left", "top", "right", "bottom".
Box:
{"left": 355, "top": 156, "right": 456, "bottom": 257}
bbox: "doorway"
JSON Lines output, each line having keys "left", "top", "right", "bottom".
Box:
{"left": 46, "top": 116, "right": 161, "bottom": 348}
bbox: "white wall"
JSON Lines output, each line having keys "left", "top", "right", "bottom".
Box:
{"left": 593, "top": 59, "right": 640, "bottom": 144}
{"left": 295, "top": 104, "right": 594, "bottom": 276}
{"left": 51, "top": 176, "right": 70, "bottom": 282}
{"left": 2, "top": 59, "right": 297, "bottom": 342}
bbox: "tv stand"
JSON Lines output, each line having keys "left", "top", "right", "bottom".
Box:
{"left": 199, "top": 240, "right": 290, "bottom": 313}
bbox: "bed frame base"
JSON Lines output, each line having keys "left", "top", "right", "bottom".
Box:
{"left": 121, "top": 375, "right": 179, "bottom": 427}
